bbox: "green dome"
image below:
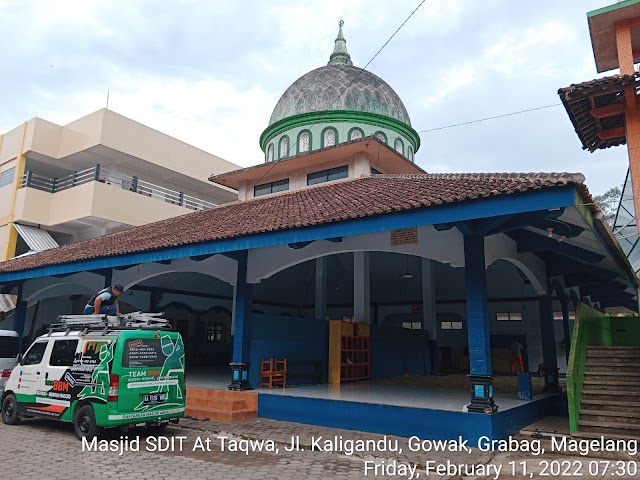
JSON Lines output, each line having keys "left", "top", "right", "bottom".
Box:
{"left": 268, "top": 64, "right": 412, "bottom": 127}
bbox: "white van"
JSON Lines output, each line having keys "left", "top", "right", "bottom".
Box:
{"left": 0, "top": 330, "right": 19, "bottom": 396}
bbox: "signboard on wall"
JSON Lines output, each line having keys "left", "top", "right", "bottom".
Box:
{"left": 390, "top": 227, "right": 418, "bottom": 246}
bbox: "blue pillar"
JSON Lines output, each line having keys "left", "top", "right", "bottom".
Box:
{"left": 12, "top": 284, "right": 27, "bottom": 352}
{"left": 539, "top": 294, "right": 561, "bottom": 393}
{"left": 464, "top": 234, "right": 497, "bottom": 413}
{"left": 103, "top": 269, "right": 113, "bottom": 289}
{"left": 229, "top": 249, "right": 253, "bottom": 390}
{"left": 561, "top": 300, "right": 571, "bottom": 365}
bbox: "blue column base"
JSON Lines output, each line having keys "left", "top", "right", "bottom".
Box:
{"left": 467, "top": 374, "right": 498, "bottom": 414}
{"left": 228, "top": 362, "right": 253, "bottom": 391}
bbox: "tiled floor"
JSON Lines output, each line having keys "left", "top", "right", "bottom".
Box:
{"left": 186, "top": 369, "right": 557, "bottom": 412}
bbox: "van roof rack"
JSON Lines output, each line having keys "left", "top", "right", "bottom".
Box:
{"left": 48, "top": 312, "right": 172, "bottom": 335}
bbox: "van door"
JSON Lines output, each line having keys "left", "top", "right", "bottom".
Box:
{"left": 15, "top": 340, "right": 49, "bottom": 412}
{"left": 117, "top": 334, "right": 185, "bottom": 418}
{"left": 39, "top": 339, "right": 79, "bottom": 419}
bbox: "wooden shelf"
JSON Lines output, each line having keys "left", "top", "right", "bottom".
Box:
{"left": 329, "top": 320, "right": 371, "bottom": 384}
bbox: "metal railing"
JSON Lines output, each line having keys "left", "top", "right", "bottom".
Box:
{"left": 19, "top": 164, "right": 217, "bottom": 211}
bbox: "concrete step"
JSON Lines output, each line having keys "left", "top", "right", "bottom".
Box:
{"left": 581, "top": 408, "right": 640, "bottom": 419}
{"left": 581, "top": 390, "right": 637, "bottom": 403}
{"left": 185, "top": 406, "right": 258, "bottom": 422}
{"left": 587, "top": 346, "right": 640, "bottom": 351}
{"left": 578, "top": 422, "right": 640, "bottom": 439}
{"left": 186, "top": 387, "right": 258, "bottom": 408}
{"left": 585, "top": 359, "right": 640, "bottom": 368}
{"left": 580, "top": 412, "right": 640, "bottom": 425}
{"left": 581, "top": 398, "right": 640, "bottom": 408}
{"left": 574, "top": 430, "right": 640, "bottom": 441}
{"left": 585, "top": 355, "right": 640, "bottom": 364}
{"left": 583, "top": 378, "right": 640, "bottom": 388}
{"left": 186, "top": 397, "right": 247, "bottom": 409}
{"left": 584, "top": 366, "right": 640, "bottom": 375}
{"left": 579, "top": 419, "right": 640, "bottom": 431}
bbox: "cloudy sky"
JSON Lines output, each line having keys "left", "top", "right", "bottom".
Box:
{"left": 0, "top": 0, "right": 630, "bottom": 195}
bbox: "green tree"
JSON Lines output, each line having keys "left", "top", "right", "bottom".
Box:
{"left": 594, "top": 186, "right": 622, "bottom": 225}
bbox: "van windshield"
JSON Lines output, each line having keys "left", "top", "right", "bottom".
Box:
{"left": 0, "top": 336, "right": 19, "bottom": 358}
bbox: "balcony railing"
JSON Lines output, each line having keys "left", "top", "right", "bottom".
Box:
{"left": 19, "top": 164, "right": 217, "bottom": 211}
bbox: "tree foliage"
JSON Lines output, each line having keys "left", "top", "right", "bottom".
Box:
{"left": 593, "top": 186, "right": 622, "bottom": 225}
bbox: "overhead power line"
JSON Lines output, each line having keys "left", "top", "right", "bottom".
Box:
{"left": 418, "top": 103, "right": 562, "bottom": 133}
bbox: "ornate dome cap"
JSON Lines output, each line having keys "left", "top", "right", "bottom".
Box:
{"left": 267, "top": 23, "right": 412, "bottom": 127}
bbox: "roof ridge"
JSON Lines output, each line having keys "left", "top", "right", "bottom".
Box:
{"left": 371, "top": 172, "right": 586, "bottom": 184}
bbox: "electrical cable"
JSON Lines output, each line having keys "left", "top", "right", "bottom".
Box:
{"left": 238, "top": 0, "right": 427, "bottom": 200}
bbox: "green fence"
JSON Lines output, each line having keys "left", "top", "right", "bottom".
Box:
{"left": 566, "top": 303, "right": 611, "bottom": 433}
{"left": 566, "top": 304, "right": 640, "bottom": 432}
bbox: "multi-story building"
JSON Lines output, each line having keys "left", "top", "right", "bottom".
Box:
{"left": 0, "top": 108, "right": 239, "bottom": 262}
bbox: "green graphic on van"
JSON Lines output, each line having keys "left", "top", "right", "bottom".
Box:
{"left": 77, "top": 341, "right": 115, "bottom": 401}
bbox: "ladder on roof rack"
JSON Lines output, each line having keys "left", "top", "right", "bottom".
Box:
{"left": 49, "top": 311, "right": 171, "bottom": 334}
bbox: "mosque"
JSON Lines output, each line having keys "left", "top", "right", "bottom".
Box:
{"left": 0, "top": 21, "right": 638, "bottom": 441}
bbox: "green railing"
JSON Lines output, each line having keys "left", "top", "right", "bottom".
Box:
{"left": 566, "top": 304, "right": 640, "bottom": 432}
{"left": 566, "top": 303, "right": 612, "bottom": 433}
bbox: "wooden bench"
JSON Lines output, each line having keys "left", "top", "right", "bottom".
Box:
{"left": 286, "top": 360, "right": 324, "bottom": 384}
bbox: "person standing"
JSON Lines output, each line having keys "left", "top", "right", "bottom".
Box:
{"left": 83, "top": 284, "right": 124, "bottom": 316}
{"left": 510, "top": 337, "right": 524, "bottom": 374}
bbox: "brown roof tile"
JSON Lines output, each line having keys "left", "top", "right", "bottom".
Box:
{"left": 0, "top": 173, "right": 591, "bottom": 274}
{"left": 558, "top": 73, "right": 639, "bottom": 152}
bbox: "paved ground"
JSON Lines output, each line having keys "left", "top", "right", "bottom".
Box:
{"left": 2, "top": 415, "right": 639, "bottom": 479}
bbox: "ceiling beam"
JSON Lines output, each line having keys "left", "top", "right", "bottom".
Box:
{"left": 597, "top": 127, "right": 626, "bottom": 141}
{"left": 590, "top": 104, "right": 625, "bottom": 119}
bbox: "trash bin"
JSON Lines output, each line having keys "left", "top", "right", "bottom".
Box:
{"left": 517, "top": 372, "right": 532, "bottom": 401}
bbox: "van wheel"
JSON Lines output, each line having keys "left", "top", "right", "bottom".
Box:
{"left": 74, "top": 405, "right": 99, "bottom": 440}
{"left": 1, "top": 394, "right": 20, "bottom": 425}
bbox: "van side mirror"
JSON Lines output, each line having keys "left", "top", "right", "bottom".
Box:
{"left": 16, "top": 353, "right": 23, "bottom": 365}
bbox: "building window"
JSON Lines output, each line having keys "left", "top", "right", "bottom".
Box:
{"left": 307, "top": 165, "right": 348, "bottom": 186}
{"left": 0, "top": 167, "right": 15, "bottom": 188}
{"left": 496, "top": 312, "right": 523, "bottom": 321}
{"left": 408, "top": 146, "right": 414, "bottom": 162}
{"left": 298, "top": 130, "right": 311, "bottom": 153}
{"left": 402, "top": 321, "right": 422, "bottom": 330}
{"left": 254, "top": 178, "right": 289, "bottom": 197}
{"left": 441, "top": 321, "right": 463, "bottom": 330}
{"left": 206, "top": 322, "right": 224, "bottom": 342}
{"left": 394, "top": 138, "right": 404, "bottom": 155}
{"left": 322, "top": 127, "right": 337, "bottom": 147}
{"left": 349, "top": 128, "right": 364, "bottom": 141}
{"left": 267, "top": 143, "right": 274, "bottom": 162}
{"left": 370, "top": 167, "right": 382, "bottom": 174}
{"left": 553, "top": 311, "right": 576, "bottom": 321}
{"left": 279, "top": 136, "right": 289, "bottom": 159}
{"left": 374, "top": 131, "right": 387, "bottom": 144}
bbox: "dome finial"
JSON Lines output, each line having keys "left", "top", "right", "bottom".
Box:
{"left": 328, "top": 19, "right": 353, "bottom": 66}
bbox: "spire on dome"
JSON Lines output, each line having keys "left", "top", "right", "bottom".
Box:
{"left": 328, "top": 19, "right": 353, "bottom": 66}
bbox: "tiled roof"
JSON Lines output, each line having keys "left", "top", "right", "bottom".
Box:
{"left": 0, "top": 173, "right": 591, "bottom": 273}
{"left": 558, "top": 73, "right": 639, "bottom": 152}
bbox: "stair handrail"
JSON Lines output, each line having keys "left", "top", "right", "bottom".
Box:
{"left": 566, "top": 303, "right": 612, "bottom": 434}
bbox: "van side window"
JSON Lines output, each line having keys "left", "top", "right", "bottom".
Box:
{"left": 50, "top": 340, "right": 79, "bottom": 367}
{"left": 22, "top": 342, "right": 48, "bottom": 365}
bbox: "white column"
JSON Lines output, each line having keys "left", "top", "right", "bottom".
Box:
{"left": 354, "top": 252, "right": 370, "bottom": 323}
{"left": 421, "top": 258, "right": 436, "bottom": 338}
{"left": 315, "top": 257, "right": 327, "bottom": 320}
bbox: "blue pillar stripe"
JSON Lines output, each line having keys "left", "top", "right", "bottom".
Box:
{"left": 464, "top": 235, "right": 492, "bottom": 375}
{"left": 13, "top": 301, "right": 27, "bottom": 352}
{"left": 232, "top": 250, "right": 252, "bottom": 364}
{"left": 561, "top": 300, "right": 571, "bottom": 364}
{"left": 538, "top": 295, "right": 558, "bottom": 369}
